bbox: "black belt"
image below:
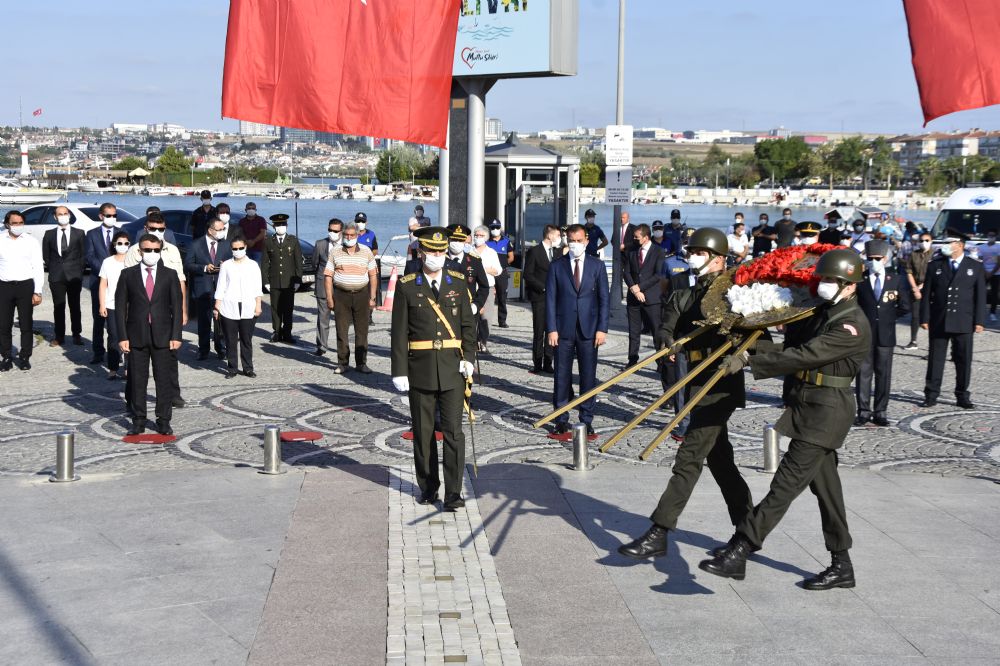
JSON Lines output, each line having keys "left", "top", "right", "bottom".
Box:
{"left": 333, "top": 285, "right": 369, "bottom": 294}
{"left": 795, "top": 369, "right": 853, "bottom": 388}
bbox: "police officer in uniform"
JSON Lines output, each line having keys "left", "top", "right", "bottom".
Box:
{"left": 658, "top": 230, "right": 693, "bottom": 438}
{"left": 618, "top": 228, "right": 754, "bottom": 561}
{"left": 855, "top": 240, "right": 910, "bottom": 426}
{"left": 699, "top": 249, "right": 871, "bottom": 590}
{"left": 260, "top": 214, "right": 303, "bottom": 342}
{"left": 391, "top": 227, "right": 477, "bottom": 511}
{"left": 486, "top": 220, "right": 513, "bottom": 328}
{"left": 919, "top": 232, "right": 986, "bottom": 408}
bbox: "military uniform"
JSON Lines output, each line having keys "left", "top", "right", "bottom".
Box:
{"left": 260, "top": 215, "right": 303, "bottom": 341}
{"left": 736, "top": 296, "right": 870, "bottom": 553}
{"left": 649, "top": 269, "right": 754, "bottom": 531}
{"left": 391, "top": 267, "right": 477, "bottom": 500}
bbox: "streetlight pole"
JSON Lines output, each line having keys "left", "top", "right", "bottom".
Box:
{"left": 609, "top": 0, "right": 626, "bottom": 315}
{"left": 962, "top": 155, "right": 968, "bottom": 186}
{"left": 726, "top": 157, "right": 730, "bottom": 189}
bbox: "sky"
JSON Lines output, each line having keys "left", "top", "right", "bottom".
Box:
{"left": 6, "top": 0, "right": 1000, "bottom": 136}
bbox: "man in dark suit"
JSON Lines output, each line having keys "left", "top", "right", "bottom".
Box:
{"left": 855, "top": 240, "right": 911, "bottom": 426}
{"left": 116, "top": 234, "right": 183, "bottom": 436}
{"left": 545, "top": 223, "right": 610, "bottom": 436}
{"left": 523, "top": 224, "right": 560, "bottom": 373}
{"left": 260, "top": 213, "right": 303, "bottom": 342}
{"left": 84, "top": 203, "right": 121, "bottom": 364}
{"left": 920, "top": 232, "right": 987, "bottom": 409}
{"left": 623, "top": 223, "right": 665, "bottom": 366}
{"left": 42, "top": 206, "right": 86, "bottom": 346}
{"left": 311, "top": 218, "right": 339, "bottom": 356}
{"left": 190, "top": 190, "right": 216, "bottom": 240}
{"left": 184, "top": 218, "right": 232, "bottom": 361}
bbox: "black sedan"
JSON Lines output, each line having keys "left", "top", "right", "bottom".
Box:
{"left": 122, "top": 210, "right": 316, "bottom": 291}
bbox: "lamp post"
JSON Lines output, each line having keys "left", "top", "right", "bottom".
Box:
{"left": 726, "top": 157, "right": 731, "bottom": 189}
{"left": 609, "top": 0, "right": 626, "bottom": 316}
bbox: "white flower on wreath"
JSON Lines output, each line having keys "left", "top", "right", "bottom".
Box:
{"left": 726, "top": 283, "right": 794, "bottom": 316}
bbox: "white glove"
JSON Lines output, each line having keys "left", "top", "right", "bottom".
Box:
{"left": 459, "top": 361, "right": 475, "bottom": 379}
{"left": 471, "top": 303, "right": 478, "bottom": 315}
{"left": 392, "top": 376, "right": 409, "bottom": 392}
{"left": 264, "top": 284, "right": 270, "bottom": 291}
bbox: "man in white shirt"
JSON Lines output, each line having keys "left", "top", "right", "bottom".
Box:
{"left": 0, "top": 211, "right": 44, "bottom": 370}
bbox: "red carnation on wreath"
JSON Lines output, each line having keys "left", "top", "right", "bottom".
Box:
{"left": 733, "top": 243, "right": 843, "bottom": 287}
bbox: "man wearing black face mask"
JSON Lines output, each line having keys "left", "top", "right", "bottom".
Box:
{"left": 903, "top": 232, "right": 933, "bottom": 349}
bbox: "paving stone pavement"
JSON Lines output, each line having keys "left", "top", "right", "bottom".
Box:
{"left": 2, "top": 287, "right": 999, "bottom": 481}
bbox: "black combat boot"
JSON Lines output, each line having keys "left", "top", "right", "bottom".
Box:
{"left": 803, "top": 551, "right": 855, "bottom": 590}
{"left": 698, "top": 533, "right": 753, "bottom": 580}
{"left": 618, "top": 524, "right": 668, "bottom": 559}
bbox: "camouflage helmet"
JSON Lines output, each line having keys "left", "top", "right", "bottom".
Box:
{"left": 686, "top": 227, "right": 728, "bottom": 256}
{"left": 814, "top": 249, "right": 863, "bottom": 284}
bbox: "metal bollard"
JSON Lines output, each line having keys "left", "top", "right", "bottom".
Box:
{"left": 50, "top": 431, "right": 79, "bottom": 483}
{"left": 763, "top": 424, "right": 780, "bottom": 473}
{"left": 572, "top": 424, "right": 592, "bottom": 471}
{"left": 260, "top": 425, "right": 286, "bottom": 475}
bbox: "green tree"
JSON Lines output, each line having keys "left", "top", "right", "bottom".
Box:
{"left": 580, "top": 162, "right": 601, "bottom": 187}
{"left": 154, "top": 146, "right": 191, "bottom": 172}
{"left": 375, "top": 146, "right": 426, "bottom": 183}
{"left": 826, "top": 135, "right": 868, "bottom": 183}
{"left": 252, "top": 167, "right": 280, "bottom": 183}
{"left": 580, "top": 150, "right": 607, "bottom": 183}
{"left": 753, "top": 137, "right": 811, "bottom": 183}
{"left": 112, "top": 156, "right": 149, "bottom": 172}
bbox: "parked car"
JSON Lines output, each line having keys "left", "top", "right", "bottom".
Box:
{"left": 122, "top": 209, "right": 316, "bottom": 290}
{"left": 17, "top": 203, "right": 139, "bottom": 242}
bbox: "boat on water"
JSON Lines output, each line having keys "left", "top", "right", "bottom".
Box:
{"left": 0, "top": 177, "right": 65, "bottom": 205}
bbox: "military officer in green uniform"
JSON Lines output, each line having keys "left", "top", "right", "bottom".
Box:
{"left": 260, "top": 214, "right": 303, "bottom": 342}
{"left": 618, "top": 227, "right": 754, "bottom": 561}
{"left": 700, "top": 249, "right": 871, "bottom": 590}
{"left": 391, "top": 227, "right": 477, "bottom": 511}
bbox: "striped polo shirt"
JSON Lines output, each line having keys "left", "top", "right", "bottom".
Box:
{"left": 325, "top": 244, "right": 376, "bottom": 291}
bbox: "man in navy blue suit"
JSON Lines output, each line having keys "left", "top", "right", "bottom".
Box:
{"left": 184, "top": 218, "right": 232, "bottom": 361}
{"left": 545, "top": 223, "right": 610, "bottom": 436}
{"left": 84, "top": 203, "right": 122, "bottom": 365}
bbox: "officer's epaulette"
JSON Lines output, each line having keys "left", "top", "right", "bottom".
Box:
{"left": 447, "top": 269, "right": 464, "bottom": 280}
{"left": 399, "top": 273, "right": 416, "bottom": 284}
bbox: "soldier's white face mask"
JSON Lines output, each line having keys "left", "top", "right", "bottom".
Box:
{"left": 274, "top": 225, "right": 287, "bottom": 236}
{"left": 816, "top": 281, "right": 841, "bottom": 301}
{"left": 800, "top": 236, "right": 818, "bottom": 246}
{"left": 423, "top": 254, "right": 446, "bottom": 272}
{"left": 687, "top": 253, "right": 710, "bottom": 274}
{"left": 449, "top": 241, "right": 465, "bottom": 255}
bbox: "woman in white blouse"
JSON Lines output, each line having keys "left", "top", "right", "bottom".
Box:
{"left": 472, "top": 225, "right": 502, "bottom": 353}
{"left": 98, "top": 230, "right": 132, "bottom": 380}
{"left": 213, "top": 235, "right": 263, "bottom": 378}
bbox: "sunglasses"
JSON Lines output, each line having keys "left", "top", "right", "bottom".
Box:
{"left": 115, "top": 242, "right": 130, "bottom": 247}
{"left": 146, "top": 227, "right": 166, "bottom": 232}
{"left": 231, "top": 247, "right": 246, "bottom": 251}
{"left": 141, "top": 248, "right": 162, "bottom": 254}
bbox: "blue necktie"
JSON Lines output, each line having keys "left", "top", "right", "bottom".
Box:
{"left": 874, "top": 274, "right": 882, "bottom": 300}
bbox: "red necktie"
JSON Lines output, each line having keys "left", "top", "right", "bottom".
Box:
{"left": 145, "top": 267, "right": 154, "bottom": 323}
{"left": 639, "top": 247, "right": 645, "bottom": 269}
{"left": 574, "top": 259, "right": 582, "bottom": 290}
{"left": 210, "top": 241, "right": 217, "bottom": 264}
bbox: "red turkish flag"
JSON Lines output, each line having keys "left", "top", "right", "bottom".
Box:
{"left": 222, "top": 0, "right": 460, "bottom": 148}
{"left": 904, "top": 0, "right": 1000, "bottom": 125}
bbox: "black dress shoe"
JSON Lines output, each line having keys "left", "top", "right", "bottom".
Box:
{"left": 918, "top": 399, "right": 937, "bottom": 408}
{"left": 541, "top": 364, "right": 554, "bottom": 374}
{"left": 552, "top": 422, "right": 570, "bottom": 436}
{"left": 244, "top": 370, "right": 257, "bottom": 378}
{"left": 224, "top": 369, "right": 239, "bottom": 379}
{"left": 172, "top": 397, "right": 186, "bottom": 408}
{"left": 698, "top": 534, "right": 753, "bottom": 580}
{"left": 853, "top": 416, "right": 868, "bottom": 426}
{"left": 803, "top": 560, "right": 855, "bottom": 590}
{"left": 957, "top": 399, "right": 976, "bottom": 410}
{"left": 217, "top": 350, "right": 226, "bottom": 359}
{"left": 498, "top": 322, "right": 509, "bottom": 328}
{"left": 73, "top": 334, "right": 84, "bottom": 346}
{"left": 618, "top": 525, "right": 668, "bottom": 559}
{"left": 872, "top": 415, "right": 890, "bottom": 427}
{"left": 443, "top": 494, "right": 465, "bottom": 511}
{"left": 530, "top": 366, "right": 542, "bottom": 374}
{"left": 313, "top": 348, "right": 326, "bottom": 356}
{"left": 0, "top": 357, "right": 12, "bottom": 372}
{"left": 126, "top": 419, "right": 146, "bottom": 436}
{"left": 155, "top": 420, "right": 173, "bottom": 435}
{"left": 89, "top": 355, "right": 105, "bottom": 365}
{"left": 198, "top": 351, "right": 210, "bottom": 361}
{"left": 417, "top": 491, "right": 438, "bottom": 505}
{"left": 14, "top": 357, "right": 30, "bottom": 371}
{"left": 586, "top": 424, "right": 596, "bottom": 437}
{"left": 358, "top": 364, "right": 372, "bottom": 374}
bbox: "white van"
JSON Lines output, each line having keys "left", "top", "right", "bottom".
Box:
{"left": 930, "top": 187, "right": 1000, "bottom": 245}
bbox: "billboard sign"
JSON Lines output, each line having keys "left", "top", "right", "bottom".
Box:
{"left": 453, "top": 0, "right": 577, "bottom": 78}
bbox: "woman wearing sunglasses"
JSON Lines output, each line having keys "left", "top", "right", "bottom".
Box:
{"left": 213, "top": 235, "right": 263, "bottom": 378}
{"left": 98, "top": 230, "right": 133, "bottom": 380}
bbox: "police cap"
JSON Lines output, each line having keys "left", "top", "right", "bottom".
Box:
{"left": 651, "top": 220, "right": 664, "bottom": 230}
{"left": 670, "top": 209, "right": 682, "bottom": 220}
{"left": 584, "top": 208, "right": 596, "bottom": 218}
{"left": 815, "top": 248, "right": 863, "bottom": 283}
{"left": 354, "top": 212, "right": 367, "bottom": 223}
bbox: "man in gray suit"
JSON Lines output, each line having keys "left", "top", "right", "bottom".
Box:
{"left": 312, "top": 218, "right": 341, "bottom": 356}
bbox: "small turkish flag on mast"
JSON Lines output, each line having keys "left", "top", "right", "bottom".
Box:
{"left": 904, "top": 0, "right": 1000, "bottom": 125}
{"left": 222, "top": 0, "right": 460, "bottom": 148}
